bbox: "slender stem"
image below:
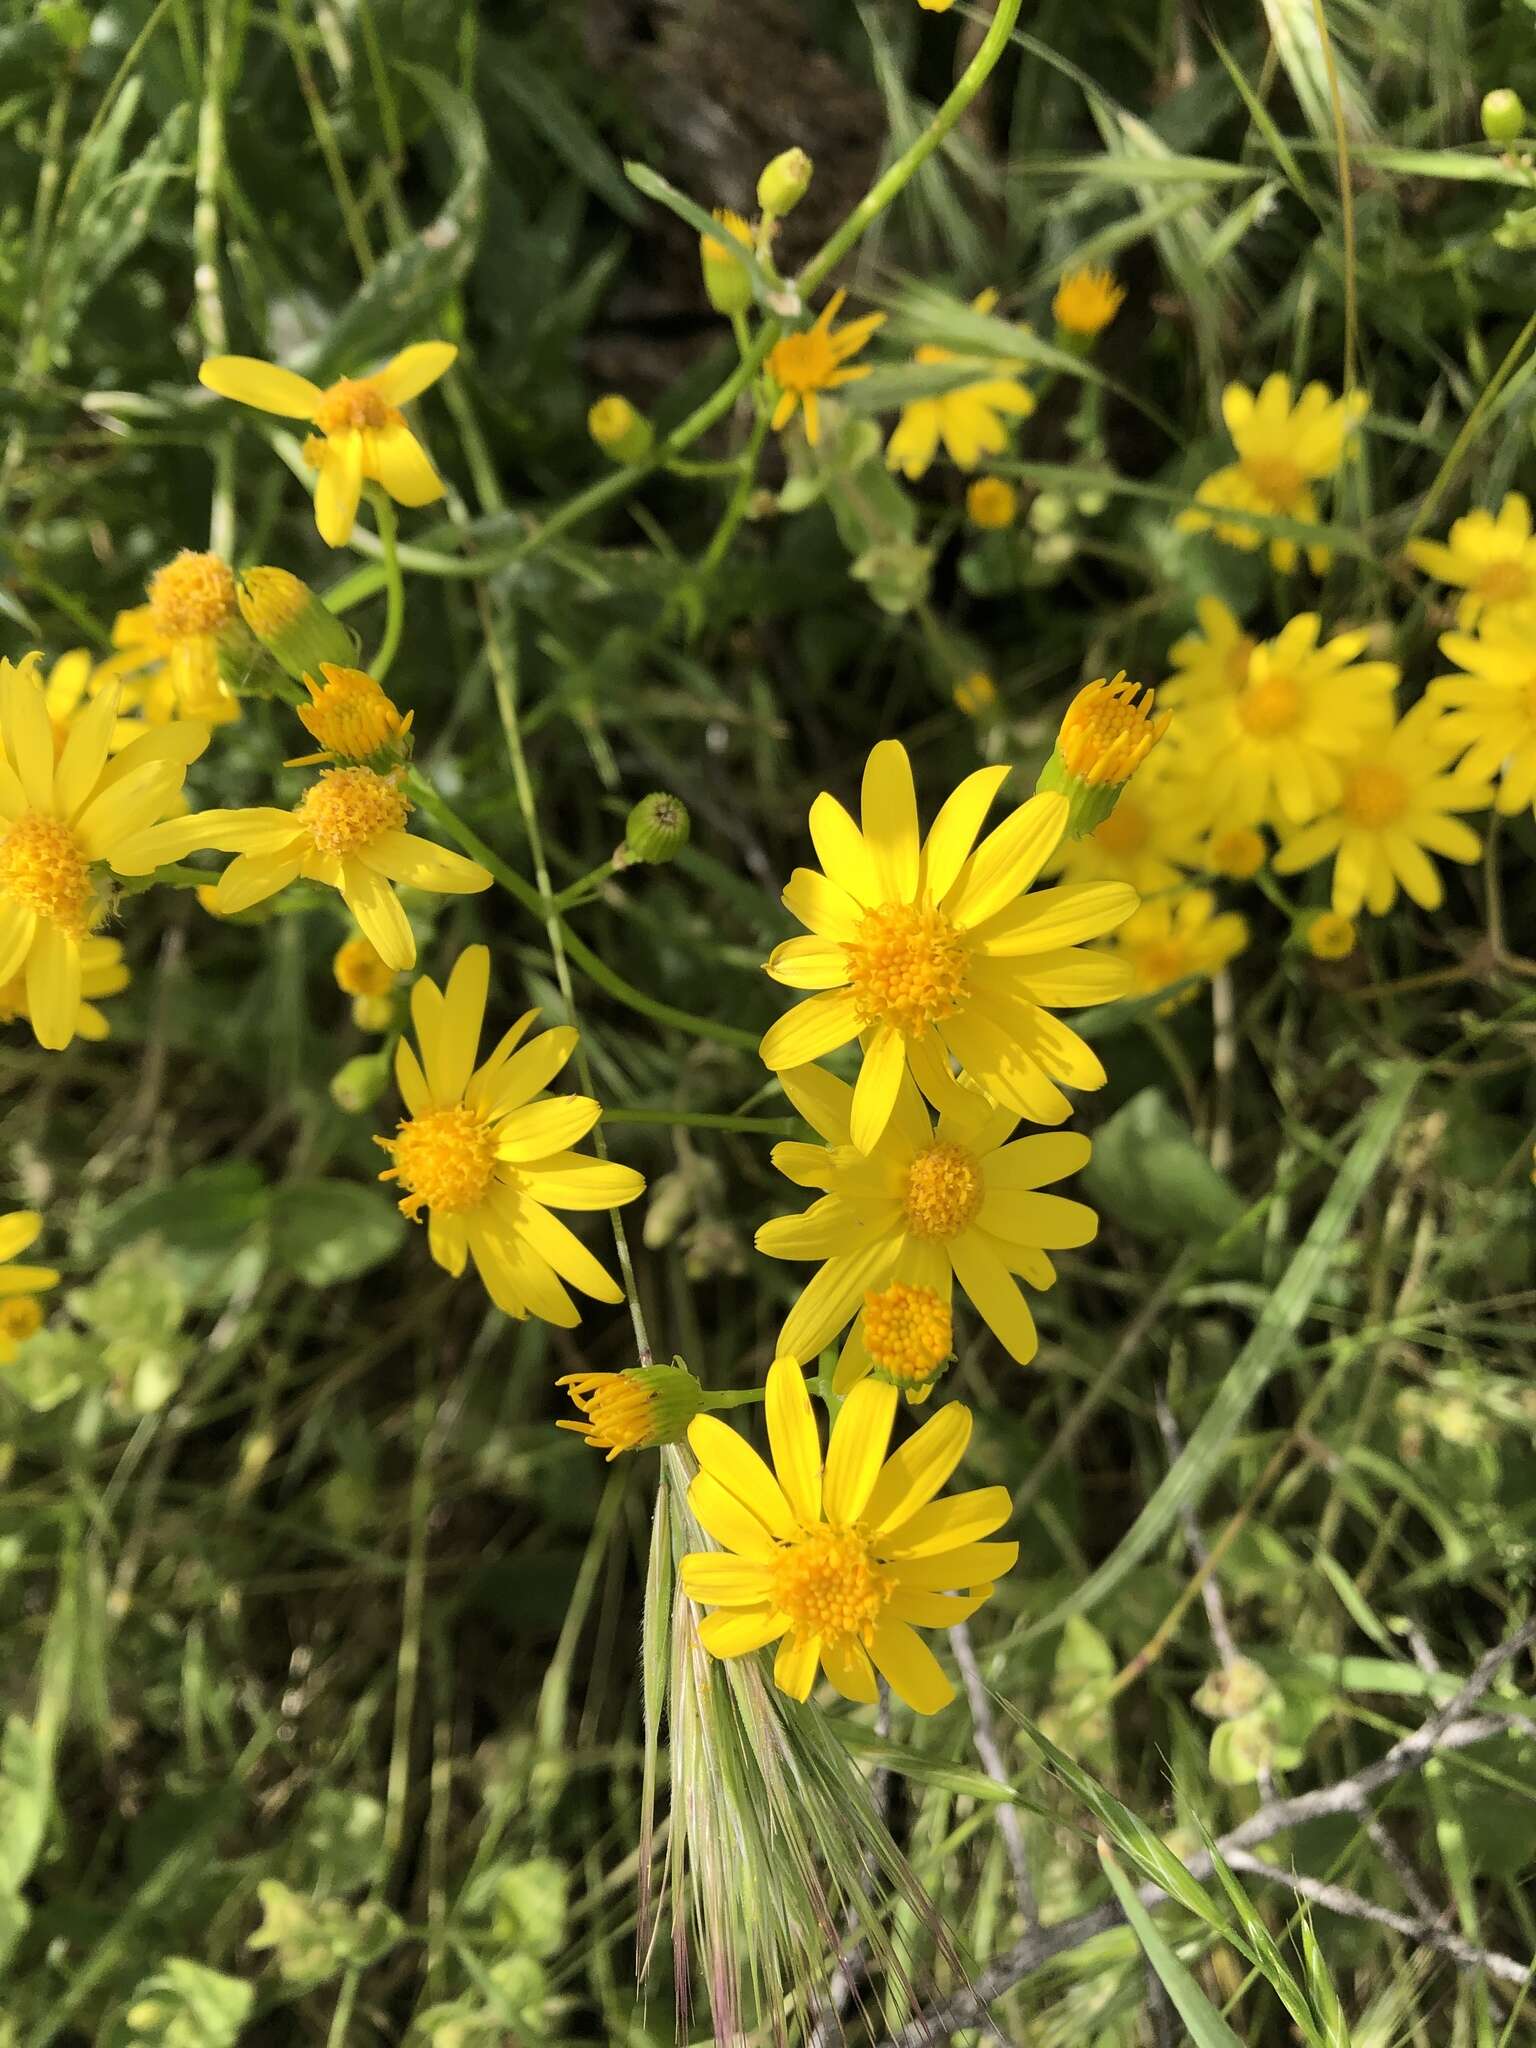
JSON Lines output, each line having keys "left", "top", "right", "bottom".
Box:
{"left": 798, "top": 0, "right": 1025, "bottom": 296}
{"left": 603, "top": 1107, "right": 798, "bottom": 1136}
{"left": 369, "top": 491, "right": 405, "bottom": 681}
{"left": 701, "top": 1387, "right": 768, "bottom": 1412}
{"left": 1309, "top": 0, "right": 1357, "bottom": 395}
{"left": 696, "top": 405, "right": 771, "bottom": 583}
{"left": 550, "top": 856, "right": 618, "bottom": 912}
{"left": 1412, "top": 304, "right": 1536, "bottom": 535}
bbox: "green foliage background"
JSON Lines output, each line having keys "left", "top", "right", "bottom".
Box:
{"left": 1, "top": 0, "right": 1535, "bottom": 2041}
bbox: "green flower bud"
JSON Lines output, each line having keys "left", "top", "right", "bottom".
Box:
{"left": 625, "top": 791, "right": 691, "bottom": 863}
{"left": 1482, "top": 88, "right": 1526, "bottom": 143}
{"left": 700, "top": 210, "right": 755, "bottom": 316}
{"left": 237, "top": 567, "right": 359, "bottom": 684}
{"left": 757, "top": 147, "right": 813, "bottom": 218}
{"left": 1192, "top": 1655, "right": 1274, "bottom": 1721}
{"left": 330, "top": 1048, "right": 393, "bottom": 1114}
{"left": 587, "top": 394, "right": 654, "bottom": 466}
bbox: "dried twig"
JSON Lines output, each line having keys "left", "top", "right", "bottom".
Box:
{"left": 949, "top": 1620, "right": 1038, "bottom": 1928}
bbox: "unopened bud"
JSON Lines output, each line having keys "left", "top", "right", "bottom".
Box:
{"left": 966, "top": 477, "right": 1017, "bottom": 530}
{"left": 588, "top": 394, "right": 653, "bottom": 466}
{"left": 238, "top": 567, "right": 358, "bottom": 683}
{"left": 700, "top": 210, "right": 755, "bottom": 316}
{"left": 330, "top": 1048, "right": 392, "bottom": 1114}
{"left": 352, "top": 994, "right": 395, "bottom": 1032}
{"left": 757, "top": 147, "right": 813, "bottom": 218}
{"left": 1036, "top": 674, "right": 1170, "bottom": 838}
{"left": 1305, "top": 910, "right": 1357, "bottom": 961}
{"left": 557, "top": 1361, "right": 706, "bottom": 1458}
{"left": 625, "top": 791, "right": 691, "bottom": 864}
{"left": 1482, "top": 89, "right": 1526, "bottom": 144}
{"left": 1193, "top": 1655, "right": 1273, "bottom": 1721}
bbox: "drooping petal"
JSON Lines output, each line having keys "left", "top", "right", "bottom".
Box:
{"left": 0, "top": 902, "right": 37, "bottom": 988}
{"left": 820, "top": 1636, "right": 879, "bottom": 1704}
{"left": 777, "top": 1063, "right": 855, "bottom": 1145}
{"left": 698, "top": 1608, "right": 790, "bottom": 1657}
{"left": 338, "top": 859, "right": 413, "bottom": 970}
{"left": 25, "top": 921, "right": 81, "bottom": 1051}
{"left": 365, "top": 423, "right": 446, "bottom": 507}
{"left": 773, "top": 1630, "right": 821, "bottom": 1700}
{"left": 515, "top": 1198, "right": 623, "bottom": 1303}
{"left": 867, "top": 1619, "right": 954, "bottom": 1714}
{"left": 314, "top": 431, "right": 365, "bottom": 547}
{"left": 949, "top": 1231, "right": 1040, "bottom": 1363}
{"left": 849, "top": 1023, "right": 907, "bottom": 1154}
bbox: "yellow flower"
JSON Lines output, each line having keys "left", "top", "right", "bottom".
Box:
{"left": 375, "top": 946, "right": 644, "bottom": 1323}
{"left": 681, "top": 1355, "right": 1016, "bottom": 1712}
{"left": 1161, "top": 597, "right": 1257, "bottom": 710}
{"left": 1177, "top": 375, "right": 1367, "bottom": 572}
{"left": 952, "top": 670, "right": 997, "bottom": 717}
{"left": 886, "top": 295, "right": 1034, "bottom": 478}
{"left": 966, "top": 478, "right": 1017, "bottom": 529}
{"left": 101, "top": 552, "right": 242, "bottom": 726}
{"left": 767, "top": 291, "right": 885, "bottom": 447}
{"left": 1428, "top": 615, "right": 1536, "bottom": 814}
{"left": 1052, "top": 266, "right": 1125, "bottom": 338}
{"left": 333, "top": 933, "right": 397, "bottom": 999}
{"left": 0, "top": 657, "right": 215, "bottom": 1049}
{"left": 1272, "top": 702, "right": 1490, "bottom": 917}
{"left": 1048, "top": 746, "right": 1204, "bottom": 897}
{"left": 1306, "top": 911, "right": 1357, "bottom": 961}
{"left": 41, "top": 651, "right": 143, "bottom": 756}
{"left": 1201, "top": 824, "right": 1267, "bottom": 880}
{"left": 700, "top": 209, "right": 755, "bottom": 316}
{"left": 0, "top": 1210, "right": 56, "bottom": 1364}
{"left": 1112, "top": 888, "right": 1248, "bottom": 1004}
{"left": 916, "top": 0, "right": 956, "bottom": 10}
{"left": 761, "top": 740, "right": 1136, "bottom": 1151}
{"left": 289, "top": 664, "right": 411, "bottom": 767}
{"left": 0, "top": 932, "right": 128, "bottom": 1042}
{"left": 1173, "top": 614, "right": 1398, "bottom": 828}
{"left": 1408, "top": 495, "right": 1536, "bottom": 628}
{"left": 194, "top": 767, "right": 491, "bottom": 971}
{"left": 1038, "top": 674, "right": 1170, "bottom": 835}
{"left": 557, "top": 1363, "right": 704, "bottom": 1458}
{"left": 199, "top": 342, "right": 457, "bottom": 547}
{"left": 757, "top": 1061, "right": 1097, "bottom": 1368}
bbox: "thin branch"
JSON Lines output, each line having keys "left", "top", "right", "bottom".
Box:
{"left": 1155, "top": 1389, "right": 1238, "bottom": 1670}
{"left": 949, "top": 1620, "right": 1038, "bottom": 1928}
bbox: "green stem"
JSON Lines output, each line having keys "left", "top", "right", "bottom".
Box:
{"left": 1411, "top": 304, "right": 1536, "bottom": 535}
{"left": 697, "top": 405, "right": 771, "bottom": 583}
{"left": 369, "top": 491, "right": 405, "bottom": 681}
{"left": 603, "top": 1107, "right": 798, "bottom": 1136}
{"left": 702, "top": 1387, "right": 767, "bottom": 1413}
{"left": 797, "top": 0, "right": 1025, "bottom": 297}
{"left": 550, "top": 856, "right": 618, "bottom": 913}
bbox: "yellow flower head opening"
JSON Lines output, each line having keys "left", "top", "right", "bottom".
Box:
{"left": 312, "top": 375, "right": 402, "bottom": 438}
{"left": 844, "top": 902, "right": 969, "bottom": 1038}
{"left": 966, "top": 478, "right": 1017, "bottom": 529}
{"left": 379, "top": 1104, "right": 498, "bottom": 1219}
{"left": 299, "top": 665, "right": 407, "bottom": 761}
{"left": 559, "top": 1372, "right": 658, "bottom": 1457}
{"left": 1058, "top": 676, "right": 1170, "bottom": 789}
{"left": 1341, "top": 762, "right": 1409, "bottom": 828}
{"left": 147, "top": 551, "right": 237, "bottom": 640}
{"left": 238, "top": 566, "right": 308, "bottom": 640}
{"left": 772, "top": 1526, "right": 893, "bottom": 1641}
{"left": 1208, "top": 827, "right": 1266, "bottom": 879}
{"left": 862, "top": 1280, "right": 952, "bottom": 1390}
{"left": 767, "top": 290, "right": 884, "bottom": 445}
{"left": 1307, "top": 911, "right": 1358, "bottom": 961}
{"left": 1053, "top": 266, "right": 1126, "bottom": 337}
{"left": 953, "top": 670, "right": 996, "bottom": 716}
{"left": 0, "top": 815, "right": 95, "bottom": 934}
{"left": 903, "top": 1141, "right": 983, "bottom": 1239}
{"left": 701, "top": 208, "right": 753, "bottom": 270}
{"left": 333, "top": 935, "right": 395, "bottom": 998}
{"left": 296, "top": 766, "right": 410, "bottom": 858}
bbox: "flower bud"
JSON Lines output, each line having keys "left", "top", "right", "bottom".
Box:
{"left": 1206, "top": 827, "right": 1266, "bottom": 880}
{"left": 294, "top": 664, "right": 411, "bottom": 766}
{"left": 757, "top": 147, "right": 813, "bottom": 218}
{"left": 238, "top": 567, "right": 358, "bottom": 683}
{"left": 1482, "top": 89, "right": 1526, "bottom": 144}
{"left": 1305, "top": 910, "right": 1357, "bottom": 961}
{"left": 1052, "top": 265, "right": 1126, "bottom": 340}
{"left": 625, "top": 791, "right": 691, "bottom": 863}
{"left": 966, "top": 477, "right": 1017, "bottom": 529}
{"left": 700, "top": 209, "right": 755, "bottom": 316}
{"left": 952, "top": 670, "right": 997, "bottom": 717}
{"left": 351, "top": 994, "right": 395, "bottom": 1032}
{"left": 556, "top": 1362, "right": 706, "bottom": 1458}
{"left": 588, "top": 394, "right": 654, "bottom": 466}
{"left": 330, "top": 1048, "right": 393, "bottom": 1114}
{"left": 1035, "top": 674, "right": 1170, "bottom": 838}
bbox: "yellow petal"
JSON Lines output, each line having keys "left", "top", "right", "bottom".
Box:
{"left": 759, "top": 987, "right": 861, "bottom": 1071}
{"left": 496, "top": 1096, "right": 601, "bottom": 1162}
{"left": 865, "top": 1401, "right": 972, "bottom": 1532}
{"left": 849, "top": 1023, "right": 907, "bottom": 1154}
{"left": 314, "top": 431, "right": 365, "bottom": 547}
{"left": 950, "top": 1232, "right": 1039, "bottom": 1362}
{"left": 881, "top": 1484, "right": 1012, "bottom": 1559}
{"left": 946, "top": 791, "right": 1070, "bottom": 929}
{"left": 820, "top": 1635, "right": 878, "bottom": 1703}
{"left": 860, "top": 740, "right": 920, "bottom": 901}
{"left": 867, "top": 1618, "right": 954, "bottom": 1714}
{"left": 371, "top": 341, "right": 458, "bottom": 404}
{"left": 765, "top": 1355, "right": 822, "bottom": 1526}
{"left": 919, "top": 765, "right": 1011, "bottom": 903}
{"left": 365, "top": 423, "right": 445, "bottom": 507}
{"left": 773, "top": 1629, "right": 821, "bottom": 1700}
{"left": 25, "top": 921, "right": 81, "bottom": 1051}
{"left": 688, "top": 1473, "right": 779, "bottom": 1560}
{"left": 430, "top": 944, "right": 488, "bottom": 1102}
{"left": 823, "top": 1378, "right": 897, "bottom": 1523}
{"left": 514, "top": 1197, "right": 623, "bottom": 1303}
{"left": 686, "top": 1414, "right": 798, "bottom": 1540}
{"left": 199, "top": 355, "right": 322, "bottom": 417}
{"left": 808, "top": 792, "right": 879, "bottom": 905}
{"left": 0, "top": 1211, "right": 42, "bottom": 1263}
{"left": 698, "top": 1607, "right": 790, "bottom": 1657}
{"left": 680, "top": 1554, "right": 775, "bottom": 1605}
{"left": 338, "top": 859, "right": 413, "bottom": 969}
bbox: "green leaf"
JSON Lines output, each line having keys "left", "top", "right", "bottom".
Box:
{"left": 1098, "top": 1843, "right": 1246, "bottom": 2048}
{"left": 1083, "top": 1087, "right": 1249, "bottom": 1246}
{"left": 90, "top": 1164, "right": 269, "bottom": 1260}
{"left": 268, "top": 1181, "right": 405, "bottom": 1287}
{"left": 0, "top": 1719, "right": 47, "bottom": 1895}
{"left": 830, "top": 1723, "right": 1028, "bottom": 1805}
{"left": 103, "top": 1959, "right": 252, "bottom": 2047}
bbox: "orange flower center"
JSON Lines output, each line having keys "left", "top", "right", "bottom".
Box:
{"left": 845, "top": 902, "right": 970, "bottom": 1037}
{"left": 862, "top": 1281, "right": 952, "bottom": 1388}
{"left": 297, "top": 766, "right": 409, "bottom": 857}
{"left": 0, "top": 1297, "right": 43, "bottom": 1349}
{"left": 1058, "top": 678, "right": 1167, "bottom": 788}
{"left": 0, "top": 814, "right": 95, "bottom": 933}
{"left": 380, "top": 1105, "right": 498, "bottom": 1217}
{"left": 313, "top": 376, "right": 401, "bottom": 436}
{"left": 333, "top": 936, "right": 395, "bottom": 997}
{"left": 771, "top": 1526, "right": 892, "bottom": 1644}
{"left": 1208, "top": 827, "right": 1266, "bottom": 880}
{"left": 1476, "top": 559, "right": 1533, "bottom": 606}
{"left": 147, "top": 551, "right": 237, "bottom": 640}
{"left": 1131, "top": 938, "right": 1194, "bottom": 993}
{"left": 1341, "top": 763, "right": 1408, "bottom": 829}
{"left": 770, "top": 329, "right": 840, "bottom": 397}
{"left": 903, "top": 1141, "right": 982, "bottom": 1240}
{"left": 1093, "top": 796, "right": 1149, "bottom": 857}
{"left": 1241, "top": 453, "right": 1305, "bottom": 506}
{"left": 1237, "top": 674, "right": 1301, "bottom": 737}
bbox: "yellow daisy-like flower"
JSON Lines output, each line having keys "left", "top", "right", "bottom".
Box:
{"left": 193, "top": 767, "right": 490, "bottom": 972}
{"left": 375, "top": 946, "right": 644, "bottom": 1322}
{"left": 762, "top": 741, "right": 1136, "bottom": 1150}
{"left": 1177, "top": 375, "right": 1367, "bottom": 573}
{"left": 0, "top": 1210, "right": 57, "bottom": 1364}
{"left": 1408, "top": 495, "right": 1536, "bottom": 628}
{"left": 886, "top": 293, "right": 1034, "bottom": 479}
{"left": 557, "top": 1362, "right": 704, "bottom": 1459}
{"left": 0, "top": 932, "right": 128, "bottom": 1043}
{"left": 1200, "top": 824, "right": 1267, "bottom": 880}
{"left": 1428, "top": 615, "right": 1536, "bottom": 814}
{"left": 758, "top": 1062, "right": 1097, "bottom": 1368}
{"left": 0, "top": 658, "right": 214, "bottom": 1049}
{"left": 1161, "top": 597, "right": 1257, "bottom": 711}
{"left": 1052, "top": 266, "right": 1125, "bottom": 338}
{"left": 199, "top": 342, "right": 457, "bottom": 547}
{"left": 101, "top": 552, "right": 242, "bottom": 727}
{"left": 1174, "top": 614, "right": 1398, "bottom": 829}
{"left": 1272, "top": 702, "right": 1490, "bottom": 916}
{"left": 41, "top": 651, "right": 143, "bottom": 756}
{"left": 1306, "top": 911, "right": 1357, "bottom": 961}
{"left": 1111, "top": 888, "right": 1248, "bottom": 1004}
{"left": 767, "top": 291, "right": 885, "bottom": 448}
{"left": 681, "top": 1356, "right": 1016, "bottom": 1712}
{"left": 289, "top": 664, "right": 412, "bottom": 768}
{"left": 1048, "top": 746, "right": 1204, "bottom": 898}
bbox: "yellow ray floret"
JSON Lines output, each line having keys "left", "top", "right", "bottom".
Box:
{"left": 0, "top": 932, "right": 128, "bottom": 1043}
{"left": 1160, "top": 597, "right": 1257, "bottom": 710}
{"left": 199, "top": 342, "right": 457, "bottom": 546}
{"left": 0, "top": 657, "right": 217, "bottom": 1049}
{"left": 1428, "top": 613, "right": 1536, "bottom": 815}
{"left": 886, "top": 293, "right": 1034, "bottom": 479}
{"left": 1272, "top": 702, "right": 1491, "bottom": 917}
{"left": 757, "top": 1062, "right": 1097, "bottom": 1370}
{"left": 1408, "top": 494, "right": 1536, "bottom": 628}
{"left": 1052, "top": 266, "right": 1125, "bottom": 338}
{"left": 1177, "top": 374, "right": 1367, "bottom": 572}
{"left": 1109, "top": 888, "right": 1248, "bottom": 1007}
{"left": 374, "top": 946, "right": 644, "bottom": 1324}
{"left": 0, "top": 1208, "right": 56, "bottom": 1364}
{"left": 681, "top": 1355, "right": 1016, "bottom": 1713}
{"left": 761, "top": 739, "right": 1136, "bottom": 1151}
{"left": 766, "top": 291, "right": 885, "bottom": 448}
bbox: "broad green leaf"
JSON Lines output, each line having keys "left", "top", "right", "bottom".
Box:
{"left": 268, "top": 1180, "right": 405, "bottom": 1286}
{"left": 1084, "top": 1087, "right": 1250, "bottom": 1247}
{"left": 0, "top": 1719, "right": 47, "bottom": 1895}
